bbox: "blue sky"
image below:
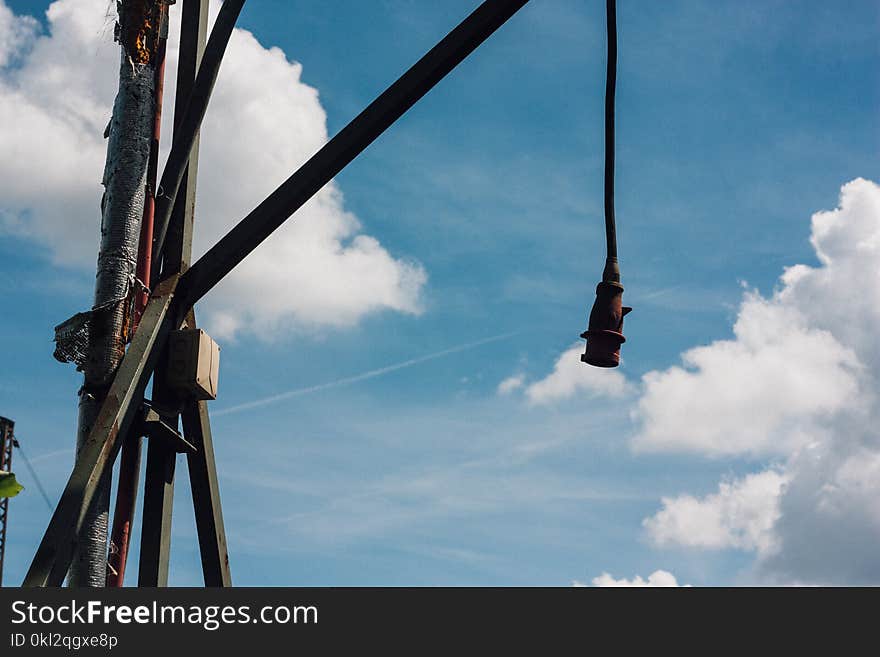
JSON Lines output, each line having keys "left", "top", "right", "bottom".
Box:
{"left": 1, "top": 0, "right": 878, "bottom": 586}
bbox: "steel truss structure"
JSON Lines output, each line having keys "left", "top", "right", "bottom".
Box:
{"left": 24, "top": 0, "right": 530, "bottom": 587}
{"left": 0, "top": 416, "right": 15, "bottom": 586}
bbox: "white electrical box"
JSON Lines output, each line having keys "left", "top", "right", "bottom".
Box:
{"left": 167, "top": 329, "right": 220, "bottom": 400}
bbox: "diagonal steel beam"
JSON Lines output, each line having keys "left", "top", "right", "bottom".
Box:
{"left": 177, "top": 0, "right": 529, "bottom": 310}
{"left": 22, "top": 277, "right": 179, "bottom": 587}
{"left": 182, "top": 398, "right": 232, "bottom": 586}
{"left": 150, "top": 0, "right": 245, "bottom": 264}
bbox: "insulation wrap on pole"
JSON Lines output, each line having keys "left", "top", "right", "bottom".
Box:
{"left": 66, "top": 1, "right": 160, "bottom": 588}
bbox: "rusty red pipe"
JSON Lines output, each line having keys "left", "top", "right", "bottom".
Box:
{"left": 106, "top": 434, "right": 143, "bottom": 586}
{"left": 132, "top": 10, "right": 168, "bottom": 331}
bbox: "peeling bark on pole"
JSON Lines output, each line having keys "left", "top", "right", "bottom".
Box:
{"left": 69, "top": 0, "right": 163, "bottom": 588}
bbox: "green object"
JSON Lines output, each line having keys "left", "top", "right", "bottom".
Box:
{"left": 0, "top": 470, "right": 24, "bottom": 498}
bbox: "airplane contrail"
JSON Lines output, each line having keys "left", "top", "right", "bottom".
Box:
{"left": 214, "top": 330, "right": 520, "bottom": 417}
{"left": 28, "top": 448, "right": 74, "bottom": 465}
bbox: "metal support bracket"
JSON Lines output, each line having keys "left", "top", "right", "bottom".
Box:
{"left": 142, "top": 407, "right": 196, "bottom": 454}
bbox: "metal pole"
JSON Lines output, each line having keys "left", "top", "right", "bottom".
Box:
{"left": 106, "top": 1, "right": 172, "bottom": 588}
{"left": 27, "top": 0, "right": 529, "bottom": 587}
{"left": 133, "top": 3, "right": 171, "bottom": 329}
{"left": 138, "top": 0, "right": 210, "bottom": 588}
{"left": 150, "top": 0, "right": 245, "bottom": 266}
{"left": 0, "top": 417, "right": 14, "bottom": 587}
{"left": 105, "top": 435, "right": 143, "bottom": 586}
{"left": 157, "top": 0, "right": 209, "bottom": 282}
{"left": 183, "top": 399, "right": 231, "bottom": 586}
{"left": 177, "top": 0, "right": 530, "bottom": 310}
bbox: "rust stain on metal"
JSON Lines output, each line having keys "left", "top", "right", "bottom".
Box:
{"left": 117, "top": 0, "right": 164, "bottom": 65}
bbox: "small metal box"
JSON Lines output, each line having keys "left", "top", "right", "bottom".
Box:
{"left": 167, "top": 329, "right": 220, "bottom": 400}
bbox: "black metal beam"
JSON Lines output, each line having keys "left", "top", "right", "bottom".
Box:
{"left": 142, "top": 408, "right": 196, "bottom": 454}
{"left": 137, "top": 423, "right": 176, "bottom": 587}
{"left": 23, "top": 277, "right": 179, "bottom": 587}
{"left": 182, "top": 399, "right": 232, "bottom": 586}
{"left": 26, "top": 0, "right": 529, "bottom": 588}
{"left": 157, "top": 0, "right": 209, "bottom": 280}
{"left": 151, "top": 0, "right": 244, "bottom": 265}
{"left": 139, "top": 0, "right": 210, "bottom": 588}
{"left": 0, "top": 417, "right": 14, "bottom": 587}
{"left": 177, "top": 0, "right": 529, "bottom": 310}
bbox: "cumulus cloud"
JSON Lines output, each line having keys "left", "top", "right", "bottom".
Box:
{"left": 0, "top": 1, "right": 38, "bottom": 67}
{"left": 644, "top": 470, "right": 787, "bottom": 555}
{"left": 633, "top": 178, "right": 880, "bottom": 584}
{"left": 517, "top": 343, "right": 632, "bottom": 406}
{"left": 632, "top": 295, "right": 861, "bottom": 457}
{"left": 496, "top": 374, "right": 524, "bottom": 395}
{"left": 0, "top": 0, "right": 425, "bottom": 338}
{"left": 758, "top": 437, "right": 880, "bottom": 584}
{"left": 581, "top": 570, "right": 683, "bottom": 587}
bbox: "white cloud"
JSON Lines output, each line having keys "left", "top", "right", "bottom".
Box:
{"left": 644, "top": 470, "right": 787, "bottom": 555}
{"left": 0, "top": 0, "right": 425, "bottom": 338}
{"left": 633, "top": 178, "right": 880, "bottom": 584}
{"left": 777, "top": 178, "right": 880, "bottom": 367}
{"left": 496, "top": 374, "right": 524, "bottom": 395}
{"left": 758, "top": 438, "right": 880, "bottom": 584}
{"left": 584, "top": 570, "right": 683, "bottom": 587}
{"left": 633, "top": 179, "right": 877, "bottom": 461}
{"left": 522, "top": 343, "right": 632, "bottom": 405}
{"left": 632, "top": 294, "right": 861, "bottom": 457}
{"left": 0, "top": 1, "right": 37, "bottom": 67}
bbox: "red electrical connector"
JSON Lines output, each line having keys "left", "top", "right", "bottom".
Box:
{"left": 581, "top": 278, "right": 631, "bottom": 368}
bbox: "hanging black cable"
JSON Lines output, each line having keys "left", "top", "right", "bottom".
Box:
{"left": 13, "top": 442, "right": 54, "bottom": 512}
{"left": 603, "top": 0, "right": 618, "bottom": 266}
{"left": 580, "top": 0, "right": 631, "bottom": 368}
